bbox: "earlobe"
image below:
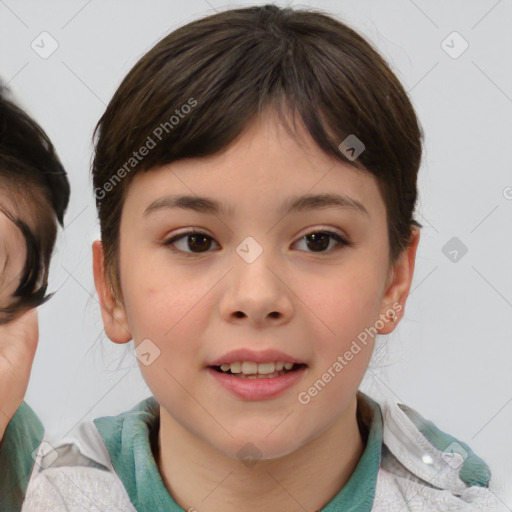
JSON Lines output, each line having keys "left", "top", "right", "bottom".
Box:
{"left": 92, "top": 240, "right": 132, "bottom": 344}
{"left": 377, "top": 227, "right": 421, "bottom": 335}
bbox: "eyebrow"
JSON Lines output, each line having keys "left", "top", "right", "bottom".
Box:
{"left": 143, "top": 192, "right": 369, "bottom": 218}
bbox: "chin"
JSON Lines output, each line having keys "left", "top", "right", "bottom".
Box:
{"left": 213, "top": 431, "right": 303, "bottom": 465}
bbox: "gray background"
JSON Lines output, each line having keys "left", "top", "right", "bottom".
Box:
{"left": 1, "top": 0, "right": 511, "bottom": 506}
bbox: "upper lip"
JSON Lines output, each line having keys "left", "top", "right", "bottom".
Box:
{"left": 207, "top": 348, "right": 307, "bottom": 367}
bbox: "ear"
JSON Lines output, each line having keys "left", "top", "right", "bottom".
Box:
{"left": 92, "top": 240, "right": 132, "bottom": 344}
{"left": 377, "top": 227, "right": 420, "bottom": 334}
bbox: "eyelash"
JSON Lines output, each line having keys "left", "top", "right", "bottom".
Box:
{"left": 162, "top": 228, "right": 352, "bottom": 257}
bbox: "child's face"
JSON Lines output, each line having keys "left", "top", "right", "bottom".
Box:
{"left": 0, "top": 206, "right": 27, "bottom": 322}
{"left": 97, "top": 108, "right": 416, "bottom": 460}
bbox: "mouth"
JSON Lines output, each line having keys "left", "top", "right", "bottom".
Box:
{"left": 206, "top": 361, "right": 308, "bottom": 400}
{"left": 209, "top": 361, "right": 308, "bottom": 379}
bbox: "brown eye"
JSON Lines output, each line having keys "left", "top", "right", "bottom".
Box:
{"left": 164, "top": 230, "right": 219, "bottom": 256}
{"left": 294, "top": 230, "right": 350, "bottom": 253}
{"left": 164, "top": 228, "right": 351, "bottom": 257}
{"left": 184, "top": 233, "right": 213, "bottom": 252}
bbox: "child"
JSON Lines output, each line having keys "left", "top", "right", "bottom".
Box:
{"left": 0, "top": 84, "right": 69, "bottom": 508}
{"left": 0, "top": 86, "right": 69, "bottom": 323}
{"left": 3, "top": 4, "right": 507, "bottom": 511}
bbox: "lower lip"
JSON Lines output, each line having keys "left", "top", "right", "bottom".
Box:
{"left": 206, "top": 366, "right": 307, "bottom": 401}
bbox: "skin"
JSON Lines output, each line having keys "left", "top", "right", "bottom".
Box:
{"left": 93, "top": 107, "right": 420, "bottom": 512}
{"left": 0, "top": 207, "right": 27, "bottom": 316}
{"left": 0, "top": 204, "right": 38, "bottom": 439}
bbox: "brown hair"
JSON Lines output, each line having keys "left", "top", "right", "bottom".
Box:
{"left": 0, "top": 85, "right": 70, "bottom": 323}
{"left": 92, "top": 4, "right": 423, "bottom": 299}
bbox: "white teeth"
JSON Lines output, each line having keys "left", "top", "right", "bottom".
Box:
{"left": 217, "top": 361, "right": 297, "bottom": 375}
{"left": 241, "top": 361, "right": 258, "bottom": 374}
{"left": 230, "top": 362, "right": 241, "bottom": 374}
{"left": 256, "top": 362, "right": 276, "bottom": 375}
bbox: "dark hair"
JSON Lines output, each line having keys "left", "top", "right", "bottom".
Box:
{"left": 92, "top": 4, "right": 423, "bottom": 299}
{"left": 0, "top": 84, "right": 70, "bottom": 322}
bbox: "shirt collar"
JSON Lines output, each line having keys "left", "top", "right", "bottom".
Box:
{"left": 322, "top": 391, "right": 383, "bottom": 511}
{"left": 94, "top": 391, "right": 383, "bottom": 512}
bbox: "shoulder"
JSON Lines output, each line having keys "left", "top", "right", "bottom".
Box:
{"left": 0, "top": 402, "right": 44, "bottom": 512}
{"left": 21, "top": 466, "right": 136, "bottom": 512}
{"left": 369, "top": 395, "right": 507, "bottom": 511}
{"left": 20, "top": 398, "right": 158, "bottom": 512}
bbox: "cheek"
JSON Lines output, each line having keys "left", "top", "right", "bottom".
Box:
{"left": 297, "top": 261, "right": 384, "bottom": 354}
{"left": 293, "top": 269, "right": 382, "bottom": 419}
{"left": 121, "top": 255, "right": 213, "bottom": 357}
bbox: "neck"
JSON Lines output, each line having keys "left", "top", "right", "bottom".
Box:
{"left": 156, "top": 396, "right": 367, "bottom": 512}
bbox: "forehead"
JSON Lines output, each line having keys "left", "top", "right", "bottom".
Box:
{"left": 0, "top": 179, "right": 47, "bottom": 231}
{"left": 0, "top": 207, "right": 27, "bottom": 308}
{"left": 0, "top": 205, "right": 26, "bottom": 260}
{"left": 0, "top": 182, "right": 30, "bottom": 221}
{"left": 123, "top": 108, "right": 386, "bottom": 221}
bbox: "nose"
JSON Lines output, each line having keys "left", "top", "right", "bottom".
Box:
{"left": 219, "top": 248, "right": 293, "bottom": 327}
